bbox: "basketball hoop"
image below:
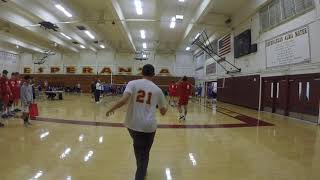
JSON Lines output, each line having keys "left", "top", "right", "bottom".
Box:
{"left": 191, "top": 30, "right": 241, "bottom": 74}
{"left": 33, "top": 50, "right": 55, "bottom": 65}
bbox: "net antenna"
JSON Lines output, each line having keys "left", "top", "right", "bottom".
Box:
{"left": 33, "top": 50, "right": 56, "bottom": 65}
{"left": 191, "top": 30, "right": 241, "bottom": 74}
{"left": 134, "top": 50, "right": 150, "bottom": 61}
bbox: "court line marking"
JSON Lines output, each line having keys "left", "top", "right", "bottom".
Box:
{"left": 33, "top": 101, "right": 273, "bottom": 129}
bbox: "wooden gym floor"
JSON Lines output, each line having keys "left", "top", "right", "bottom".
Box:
{"left": 0, "top": 94, "right": 319, "bottom": 180}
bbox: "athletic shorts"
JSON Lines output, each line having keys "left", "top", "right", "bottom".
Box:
{"left": 169, "top": 91, "right": 176, "bottom": 97}
{"left": 178, "top": 96, "right": 189, "bottom": 106}
{"left": 2, "top": 94, "right": 10, "bottom": 106}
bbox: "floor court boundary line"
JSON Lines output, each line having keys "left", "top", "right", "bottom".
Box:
{"left": 190, "top": 99, "right": 274, "bottom": 127}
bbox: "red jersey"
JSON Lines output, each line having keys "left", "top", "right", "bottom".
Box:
{"left": 178, "top": 81, "right": 192, "bottom": 97}
{"left": 0, "top": 76, "right": 11, "bottom": 96}
{"left": 9, "top": 79, "right": 20, "bottom": 98}
{"left": 168, "top": 83, "right": 175, "bottom": 92}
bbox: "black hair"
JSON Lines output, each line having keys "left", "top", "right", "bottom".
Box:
{"left": 24, "top": 75, "right": 31, "bottom": 80}
{"left": 142, "top": 64, "right": 155, "bottom": 77}
{"left": 182, "top": 76, "right": 188, "bottom": 81}
{"left": 2, "top": 70, "right": 8, "bottom": 75}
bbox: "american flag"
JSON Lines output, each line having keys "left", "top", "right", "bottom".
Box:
{"left": 218, "top": 34, "right": 231, "bottom": 57}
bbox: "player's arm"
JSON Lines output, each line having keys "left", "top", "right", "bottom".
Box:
{"left": 158, "top": 92, "right": 168, "bottom": 116}
{"left": 106, "top": 92, "right": 131, "bottom": 116}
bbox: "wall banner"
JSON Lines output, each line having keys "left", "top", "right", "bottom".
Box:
{"left": 266, "top": 26, "right": 310, "bottom": 68}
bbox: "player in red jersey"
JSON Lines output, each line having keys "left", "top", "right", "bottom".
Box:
{"left": 177, "top": 76, "right": 193, "bottom": 120}
{"left": 0, "top": 70, "right": 12, "bottom": 118}
{"left": 168, "top": 81, "right": 177, "bottom": 106}
{"left": 9, "top": 72, "right": 21, "bottom": 112}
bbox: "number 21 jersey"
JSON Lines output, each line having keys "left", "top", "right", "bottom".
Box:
{"left": 124, "top": 79, "right": 166, "bottom": 133}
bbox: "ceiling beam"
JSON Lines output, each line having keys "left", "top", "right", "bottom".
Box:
{"left": 179, "top": 0, "right": 213, "bottom": 45}
{"left": 109, "top": 0, "right": 136, "bottom": 52}
{"left": 1, "top": 1, "right": 79, "bottom": 53}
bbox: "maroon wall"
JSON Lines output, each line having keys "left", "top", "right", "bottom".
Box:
{"left": 262, "top": 73, "right": 320, "bottom": 118}
{"left": 24, "top": 74, "right": 195, "bottom": 93}
{"left": 217, "top": 75, "right": 260, "bottom": 109}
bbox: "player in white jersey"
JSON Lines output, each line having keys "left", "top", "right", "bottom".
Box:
{"left": 106, "top": 64, "right": 168, "bottom": 180}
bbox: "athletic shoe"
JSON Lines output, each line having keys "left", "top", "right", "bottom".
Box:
{"left": 1, "top": 114, "right": 8, "bottom": 119}
{"left": 24, "top": 122, "right": 32, "bottom": 127}
{"left": 0, "top": 123, "right": 4, "bottom": 127}
{"left": 179, "top": 115, "right": 185, "bottom": 120}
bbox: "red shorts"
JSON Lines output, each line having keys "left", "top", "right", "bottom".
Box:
{"left": 13, "top": 91, "right": 20, "bottom": 101}
{"left": 178, "top": 96, "right": 189, "bottom": 106}
{"left": 169, "top": 91, "right": 177, "bottom": 97}
{"left": 2, "top": 94, "right": 10, "bottom": 106}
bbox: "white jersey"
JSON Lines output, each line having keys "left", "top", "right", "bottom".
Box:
{"left": 124, "top": 79, "right": 166, "bottom": 133}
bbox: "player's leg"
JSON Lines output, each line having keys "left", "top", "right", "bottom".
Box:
{"left": 177, "top": 98, "right": 185, "bottom": 120}
{"left": 184, "top": 105, "right": 188, "bottom": 120}
{"left": 22, "top": 104, "right": 31, "bottom": 126}
{"left": 128, "top": 129, "right": 156, "bottom": 180}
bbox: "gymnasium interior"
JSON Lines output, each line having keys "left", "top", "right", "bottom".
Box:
{"left": 0, "top": 0, "right": 320, "bottom": 179}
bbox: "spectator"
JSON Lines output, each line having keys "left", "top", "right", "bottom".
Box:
{"left": 20, "top": 75, "right": 33, "bottom": 127}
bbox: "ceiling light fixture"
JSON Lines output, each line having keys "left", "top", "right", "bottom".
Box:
{"left": 80, "top": 45, "right": 86, "bottom": 49}
{"left": 179, "top": 0, "right": 185, "bottom": 2}
{"left": 135, "top": 0, "right": 143, "bottom": 15}
{"left": 176, "top": 15, "right": 184, "bottom": 20}
{"left": 170, "top": 17, "right": 176, "bottom": 29}
{"left": 55, "top": 4, "right": 72, "bottom": 18}
{"left": 195, "top": 33, "right": 200, "bottom": 40}
{"left": 143, "top": 42, "right": 147, "bottom": 49}
{"left": 186, "top": 46, "right": 190, "bottom": 51}
{"left": 84, "top": 30, "right": 95, "bottom": 39}
{"left": 100, "top": 44, "right": 105, "bottom": 49}
{"left": 140, "top": 30, "right": 146, "bottom": 39}
{"left": 60, "top": 32, "right": 72, "bottom": 40}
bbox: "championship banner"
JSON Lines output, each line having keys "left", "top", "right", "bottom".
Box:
{"left": 82, "top": 66, "right": 95, "bottom": 74}
{"left": 99, "top": 66, "right": 112, "bottom": 75}
{"left": 50, "top": 66, "right": 61, "bottom": 74}
{"left": 23, "top": 66, "right": 32, "bottom": 74}
{"left": 118, "top": 67, "right": 132, "bottom": 75}
{"left": 266, "top": 26, "right": 310, "bottom": 68}
{"left": 65, "top": 66, "right": 77, "bottom": 74}
{"left": 157, "top": 68, "right": 171, "bottom": 76}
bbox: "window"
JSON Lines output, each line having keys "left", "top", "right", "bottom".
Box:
{"left": 306, "top": 82, "right": 310, "bottom": 101}
{"left": 260, "top": 0, "right": 314, "bottom": 32}
{"left": 271, "top": 83, "right": 274, "bottom": 98}
{"left": 276, "top": 82, "right": 280, "bottom": 98}
{"left": 282, "top": 0, "right": 296, "bottom": 19}
{"left": 299, "top": 82, "right": 302, "bottom": 100}
{"left": 269, "top": 0, "right": 282, "bottom": 26}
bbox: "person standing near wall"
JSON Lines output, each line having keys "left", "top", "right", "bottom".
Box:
{"left": 105, "top": 64, "right": 168, "bottom": 180}
{"left": 0, "top": 70, "right": 12, "bottom": 118}
{"left": 95, "top": 80, "right": 102, "bottom": 103}
{"left": 8, "top": 72, "right": 21, "bottom": 112}
{"left": 20, "top": 75, "right": 33, "bottom": 127}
